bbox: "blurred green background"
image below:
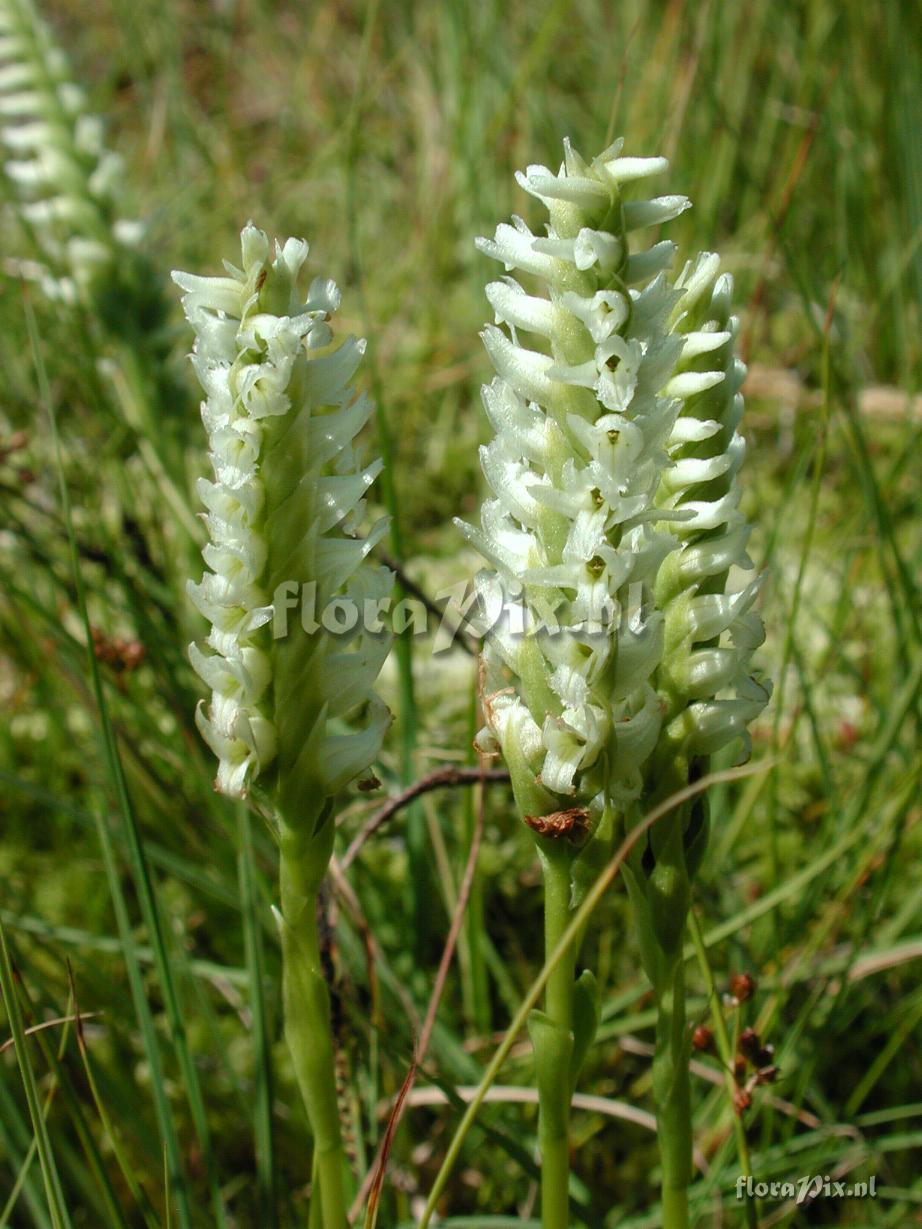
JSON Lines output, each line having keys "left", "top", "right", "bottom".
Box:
{"left": 1, "top": 0, "right": 920, "bottom": 1225}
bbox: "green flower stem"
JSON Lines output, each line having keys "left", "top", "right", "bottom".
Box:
{"left": 651, "top": 946, "right": 692, "bottom": 1229}
{"left": 627, "top": 802, "right": 693, "bottom": 1229}
{"left": 308, "top": 1153, "right": 323, "bottom": 1229}
{"left": 536, "top": 853, "right": 577, "bottom": 1229}
{"left": 279, "top": 830, "right": 348, "bottom": 1229}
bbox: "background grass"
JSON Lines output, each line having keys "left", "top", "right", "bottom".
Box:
{"left": 1, "top": 0, "right": 920, "bottom": 1225}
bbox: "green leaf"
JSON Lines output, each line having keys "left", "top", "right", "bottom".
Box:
{"left": 569, "top": 969, "right": 600, "bottom": 1094}
{"left": 526, "top": 1009, "right": 573, "bottom": 1142}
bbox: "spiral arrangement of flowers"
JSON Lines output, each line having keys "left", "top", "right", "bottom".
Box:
{"left": 462, "top": 137, "right": 770, "bottom": 1229}
{"left": 463, "top": 138, "right": 768, "bottom": 839}
{"left": 173, "top": 224, "right": 392, "bottom": 808}
{"left": 651, "top": 252, "right": 771, "bottom": 781}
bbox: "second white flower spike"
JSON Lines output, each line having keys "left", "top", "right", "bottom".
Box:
{"left": 464, "top": 138, "right": 719, "bottom": 821}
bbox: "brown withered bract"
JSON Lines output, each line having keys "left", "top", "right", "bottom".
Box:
{"left": 523, "top": 807, "right": 590, "bottom": 843}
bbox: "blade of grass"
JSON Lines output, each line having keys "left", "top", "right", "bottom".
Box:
{"left": 687, "top": 909, "right": 758, "bottom": 1229}
{"left": 767, "top": 284, "right": 834, "bottom": 947}
{"left": 25, "top": 286, "right": 195, "bottom": 1229}
{"left": 343, "top": 0, "right": 431, "bottom": 955}
{"left": 0, "top": 918, "right": 72, "bottom": 1229}
{"left": 67, "top": 966, "right": 161, "bottom": 1229}
{"left": 12, "top": 971, "right": 131, "bottom": 1229}
{"left": 0, "top": 1072, "right": 54, "bottom": 1229}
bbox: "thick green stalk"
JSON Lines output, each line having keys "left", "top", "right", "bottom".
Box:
{"left": 535, "top": 854, "right": 577, "bottom": 1229}
{"left": 652, "top": 950, "right": 692, "bottom": 1229}
{"left": 279, "top": 832, "right": 348, "bottom": 1229}
{"left": 237, "top": 805, "right": 277, "bottom": 1228}
{"left": 625, "top": 797, "right": 694, "bottom": 1229}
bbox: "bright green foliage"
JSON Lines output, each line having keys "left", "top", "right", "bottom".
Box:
{"left": 1, "top": 4, "right": 920, "bottom": 1228}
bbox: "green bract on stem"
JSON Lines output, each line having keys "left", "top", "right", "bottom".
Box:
{"left": 464, "top": 139, "right": 769, "bottom": 1228}
{"left": 173, "top": 226, "right": 392, "bottom": 1229}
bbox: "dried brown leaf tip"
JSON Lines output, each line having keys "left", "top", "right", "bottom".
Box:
{"left": 523, "top": 807, "right": 590, "bottom": 843}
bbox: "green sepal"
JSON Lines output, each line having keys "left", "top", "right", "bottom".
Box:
{"left": 527, "top": 1008, "right": 574, "bottom": 1141}
{"left": 635, "top": 786, "right": 692, "bottom": 956}
{"left": 504, "top": 724, "right": 559, "bottom": 823}
{"left": 647, "top": 824, "right": 690, "bottom": 958}
{"left": 569, "top": 969, "right": 600, "bottom": 1094}
{"left": 683, "top": 790, "right": 710, "bottom": 881}
{"left": 517, "top": 633, "right": 563, "bottom": 726}
{"left": 621, "top": 855, "right": 660, "bottom": 987}
{"left": 648, "top": 864, "right": 690, "bottom": 957}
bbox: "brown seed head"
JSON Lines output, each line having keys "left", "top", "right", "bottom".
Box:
{"left": 692, "top": 1025, "right": 715, "bottom": 1054}
{"left": 730, "top": 972, "right": 756, "bottom": 1002}
{"left": 738, "top": 1027, "right": 762, "bottom": 1063}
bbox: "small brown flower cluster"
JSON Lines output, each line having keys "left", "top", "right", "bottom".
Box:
{"left": 734, "top": 1026, "right": 777, "bottom": 1112}
{"left": 692, "top": 1024, "right": 715, "bottom": 1053}
{"left": 691, "top": 972, "right": 778, "bottom": 1115}
{"left": 729, "top": 972, "right": 756, "bottom": 1003}
{"left": 91, "top": 627, "right": 146, "bottom": 673}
